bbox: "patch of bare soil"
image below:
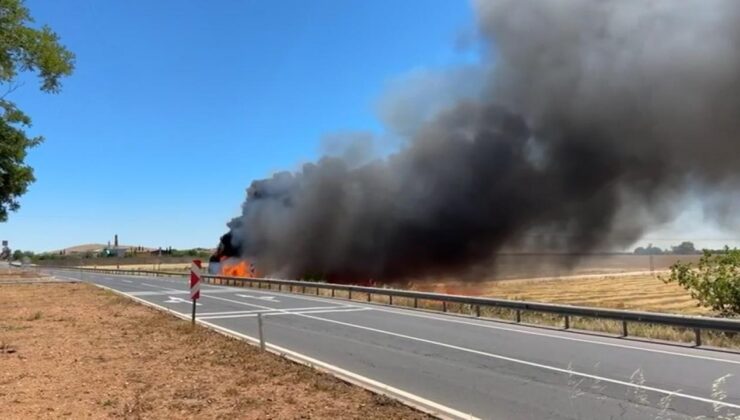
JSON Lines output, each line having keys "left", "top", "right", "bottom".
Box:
{"left": 0, "top": 269, "right": 54, "bottom": 284}
{"left": 0, "top": 283, "right": 428, "bottom": 419}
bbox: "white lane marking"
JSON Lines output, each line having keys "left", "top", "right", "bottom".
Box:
{"left": 198, "top": 312, "right": 273, "bottom": 320}
{"left": 228, "top": 285, "right": 740, "bottom": 366}
{"left": 198, "top": 306, "right": 347, "bottom": 320}
{"left": 80, "top": 272, "right": 740, "bottom": 365}
{"left": 130, "top": 290, "right": 189, "bottom": 296}
{"left": 152, "top": 283, "right": 740, "bottom": 409}
{"left": 130, "top": 280, "right": 355, "bottom": 315}
{"left": 164, "top": 296, "right": 202, "bottom": 305}
{"left": 198, "top": 309, "right": 271, "bottom": 316}
{"left": 201, "top": 294, "right": 281, "bottom": 310}
{"left": 294, "top": 312, "right": 740, "bottom": 410}
{"left": 121, "top": 279, "right": 132, "bottom": 283}
{"left": 87, "top": 281, "right": 475, "bottom": 420}
{"left": 128, "top": 289, "right": 247, "bottom": 296}
{"left": 173, "top": 288, "right": 740, "bottom": 409}
{"left": 282, "top": 307, "right": 371, "bottom": 316}
{"left": 60, "top": 272, "right": 740, "bottom": 412}
{"left": 370, "top": 306, "right": 740, "bottom": 366}
{"left": 142, "top": 282, "right": 175, "bottom": 290}
{"left": 235, "top": 293, "right": 279, "bottom": 302}
{"left": 198, "top": 307, "right": 371, "bottom": 320}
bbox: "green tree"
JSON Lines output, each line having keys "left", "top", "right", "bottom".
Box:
{"left": 663, "top": 248, "right": 740, "bottom": 316}
{"left": 0, "top": 0, "right": 74, "bottom": 221}
{"left": 671, "top": 241, "right": 697, "bottom": 255}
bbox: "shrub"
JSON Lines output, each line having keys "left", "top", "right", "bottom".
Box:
{"left": 664, "top": 248, "right": 740, "bottom": 316}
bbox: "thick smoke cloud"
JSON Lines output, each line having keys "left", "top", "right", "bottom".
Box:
{"left": 224, "top": 0, "right": 740, "bottom": 281}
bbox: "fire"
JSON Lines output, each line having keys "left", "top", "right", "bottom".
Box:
{"left": 219, "top": 258, "right": 257, "bottom": 277}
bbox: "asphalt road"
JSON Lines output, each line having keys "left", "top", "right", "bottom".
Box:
{"left": 46, "top": 269, "right": 740, "bottom": 420}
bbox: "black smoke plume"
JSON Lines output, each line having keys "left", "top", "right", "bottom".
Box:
{"left": 220, "top": 0, "right": 740, "bottom": 282}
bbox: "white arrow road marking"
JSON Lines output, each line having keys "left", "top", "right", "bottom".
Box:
{"left": 164, "top": 296, "right": 202, "bottom": 305}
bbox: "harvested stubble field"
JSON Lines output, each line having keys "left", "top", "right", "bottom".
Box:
{"left": 0, "top": 281, "right": 427, "bottom": 419}
{"left": 420, "top": 273, "right": 708, "bottom": 315}
{"left": 401, "top": 254, "right": 707, "bottom": 315}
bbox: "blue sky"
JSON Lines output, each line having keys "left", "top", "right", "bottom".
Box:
{"left": 4, "top": 0, "right": 475, "bottom": 252}
{"left": 4, "top": 1, "right": 738, "bottom": 253}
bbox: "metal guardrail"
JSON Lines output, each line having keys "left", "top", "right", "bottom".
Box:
{"left": 53, "top": 266, "right": 740, "bottom": 347}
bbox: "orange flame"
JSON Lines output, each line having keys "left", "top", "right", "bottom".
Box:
{"left": 219, "top": 258, "right": 258, "bottom": 277}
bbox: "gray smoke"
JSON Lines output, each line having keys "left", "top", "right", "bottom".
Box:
{"left": 225, "top": 0, "right": 740, "bottom": 281}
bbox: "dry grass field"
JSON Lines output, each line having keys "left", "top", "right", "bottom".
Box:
{"left": 404, "top": 254, "right": 707, "bottom": 314}
{"left": 479, "top": 274, "right": 707, "bottom": 314}
{"left": 416, "top": 273, "right": 708, "bottom": 315}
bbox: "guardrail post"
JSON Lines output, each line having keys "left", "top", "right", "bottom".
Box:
{"left": 476, "top": 304, "right": 481, "bottom": 317}
{"left": 442, "top": 301, "right": 447, "bottom": 312}
{"left": 564, "top": 315, "right": 570, "bottom": 329}
{"left": 316, "top": 287, "right": 320, "bottom": 296}
{"left": 367, "top": 292, "right": 371, "bottom": 302}
{"left": 389, "top": 294, "right": 393, "bottom": 305}
{"left": 694, "top": 328, "right": 702, "bottom": 347}
{"left": 349, "top": 289, "right": 352, "bottom": 300}
{"left": 516, "top": 309, "right": 521, "bottom": 323}
{"left": 331, "top": 287, "right": 335, "bottom": 297}
{"left": 414, "top": 297, "right": 418, "bottom": 308}
{"left": 622, "top": 320, "right": 628, "bottom": 337}
{"left": 302, "top": 285, "right": 306, "bottom": 294}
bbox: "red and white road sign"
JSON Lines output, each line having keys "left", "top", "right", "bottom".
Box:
{"left": 190, "top": 260, "right": 202, "bottom": 300}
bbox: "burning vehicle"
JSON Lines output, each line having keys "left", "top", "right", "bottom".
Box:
{"left": 208, "top": 232, "right": 258, "bottom": 277}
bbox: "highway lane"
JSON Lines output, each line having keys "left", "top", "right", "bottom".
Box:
{"left": 47, "top": 269, "right": 740, "bottom": 419}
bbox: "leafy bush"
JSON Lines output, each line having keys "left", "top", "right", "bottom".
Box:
{"left": 664, "top": 248, "right": 740, "bottom": 316}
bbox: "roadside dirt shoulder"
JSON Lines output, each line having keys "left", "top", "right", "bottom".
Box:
{"left": 0, "top": 282, "right": 428, "bottom": 419}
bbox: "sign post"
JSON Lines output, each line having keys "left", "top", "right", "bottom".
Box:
{"left": 190, "top": 260, "right": 202, "bottom": 325}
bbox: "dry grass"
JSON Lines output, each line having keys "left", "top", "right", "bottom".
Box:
{"left": 480, "top": 274, "right": 708, "bottom": 315}
{"left": 407, "top": 275, "right": 739, "bottom": 349}
{"left": 404, "top": 270, "right": 707, "bottom": 315}
{"left": 0, "top": 282, "right": 428, "bottom": 419}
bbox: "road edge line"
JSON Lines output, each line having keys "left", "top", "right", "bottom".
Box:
{"left": 86, "top": 281, "right": 477, "bottom": 420}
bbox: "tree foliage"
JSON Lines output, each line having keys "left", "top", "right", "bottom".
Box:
{"left": 664, "top": 248, "right": 740, "bottom": 316}
{"left": 634, "top": 243, "right": 663, "bottom": 255}
{"left": 671, "top": 241, "right": 698, "bottom": 255}
{"left": 0, "top": 0, "right": 74, "bottom": 221}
